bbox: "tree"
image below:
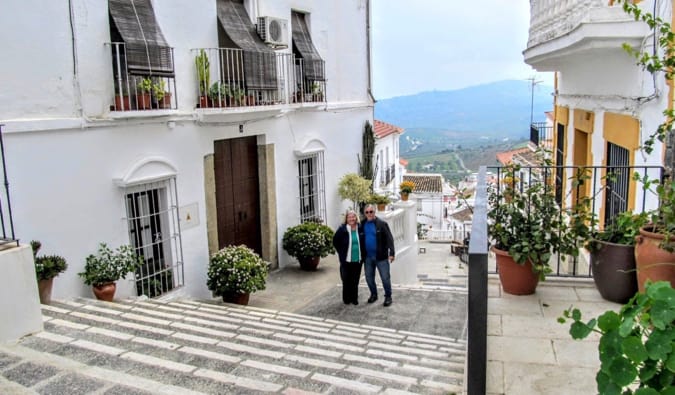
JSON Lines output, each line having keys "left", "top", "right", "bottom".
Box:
{"left": 359, "top": 121, "right": 375, "bottom": 189}
{"left": 337, "top": 173, "right": 372, "bottom": 211}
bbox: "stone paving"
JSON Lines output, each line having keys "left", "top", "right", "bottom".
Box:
{"left": 0, "top": 241, "right": 469, "bottom": 394}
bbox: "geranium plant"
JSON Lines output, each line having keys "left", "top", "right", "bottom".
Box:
{"left": 31, "top": 240, "right": 67, "bottom": 281}
{"left": 282, "top": 221, "right": 335, "bottom": 260}
{"left": 207, "top": 245, "right": 268, "bottom": 295}
{"left": 399, "top": 180, "right": 415, "bottom": 194}
{"left": 559, "top": 281, "right": 674, "bottom": 394}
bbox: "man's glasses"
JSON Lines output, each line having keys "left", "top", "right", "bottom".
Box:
{"left": 365, "top": 210, "right": 374, "bottom": 214}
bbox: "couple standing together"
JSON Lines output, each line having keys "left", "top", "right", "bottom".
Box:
{"left": 332, "top": 204, "right": 395, "bottom": 307}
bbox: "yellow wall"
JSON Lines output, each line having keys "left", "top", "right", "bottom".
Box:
{"left": 572, "top": 109, "right": 594, "bottom": 203}
{"left": 602, "top": 112, "right": 640, "bottom": 217}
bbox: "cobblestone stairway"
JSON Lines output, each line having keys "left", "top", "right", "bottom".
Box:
{"left": 1, "top": 297, "right": 466, "bottom": 394}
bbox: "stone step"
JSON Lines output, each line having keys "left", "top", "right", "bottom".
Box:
{"left": 8, "top": 298, "right": 466, "bottom": 394}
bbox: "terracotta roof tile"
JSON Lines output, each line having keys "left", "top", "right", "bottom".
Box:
{"left": 374, "top": 120, "right": 404, "bottom": 138}
{"left": 495, "top": 147, "right": 531, "bottom": 165}
{"left": 402, "top": 173, "right": 444, "bottom": 193}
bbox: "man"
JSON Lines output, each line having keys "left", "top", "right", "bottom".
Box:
{"left": 359, "top": 204, "right": 396, "bottom": 307}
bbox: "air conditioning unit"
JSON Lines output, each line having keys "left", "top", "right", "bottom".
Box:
{"left": 257, "top": 16, "right": 288, "bottom": 48}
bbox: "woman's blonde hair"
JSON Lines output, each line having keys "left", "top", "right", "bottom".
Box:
{"left": 343, "top": 209, "right": 360, "bottom": 224}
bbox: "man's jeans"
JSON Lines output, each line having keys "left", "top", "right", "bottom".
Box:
{"left": 364, "top": 256, "right": 392, "bottom": 298}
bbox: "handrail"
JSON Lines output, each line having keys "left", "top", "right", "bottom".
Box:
{"left": 466, "top": 166, "right": 488, "bottom": 395}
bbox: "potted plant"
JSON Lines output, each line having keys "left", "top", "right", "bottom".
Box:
{"left": 113, "top": 82, "right": 130, "bottom": 111}
{"left": 559, "top": 281, "right": 674, "bottom": 394}
{"left": 206, "top": 244, "right": 268, "bottom": 305}
{"left": 195, "top": 49, "right": 211, "bottom": 108}
{"left": 587, "top": 210, "right": 649, "bottom": 303}
{"left": 311, "top": 82, "right": 323, "bottom": 102}
{"left": 136, "top": 77, "right": 153, "bottom": 110}
{"left": 152, "top": 79, "right": 171, "bottom": 109}
{"left": 399, "top": 180, "right": 415, "bottom": 201}
{"left": 30, "top": 240, "right": 68, "bottom": 305}
{"left": 337, "top": 173, "right": 372, "bottom": 211}
{"left": 488, "top": 162, "right": 589, "bottom": 295}
{"left": 230, "top": 86, "right": 246, "bottom": 107}
{"left": 78, "top": 243, "right": 142, "bottom": 302}
{"left": 282, "top": 220, "right": 335, "bottom": 271}
{"left": 634, "top": 177, "right": 675, "bottom": 291}
{"left": 208, "top": 82, "right": 230, "bottom": 107}
{"left": 369, "top": 193, "right": 391, "bottom": 211}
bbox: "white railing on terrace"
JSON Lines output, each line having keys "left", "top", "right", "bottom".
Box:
{"left": 193, "top": 48, "right": 325, "bottom": 109}
{"left": 108, "top": 43, "right": 177, "bottom": 112}
{"left": 527, "top": 0, "right": 615, "bottom": 48}
{"left": 423, "top": 228, "right": 470, "bottom": 243}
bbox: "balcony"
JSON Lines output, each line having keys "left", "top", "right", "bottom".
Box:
{"left": 108, "top": 43, "right": 177, "bottom": 112}
{"left": 524, "top": 0, "right": 648, "bottom": 70}
{"left": 379, "top": 164, "right": 396, "bottom": 187}
{"left": 529, "top": 122, "right": 553, "bottom": 152}
{"left": 193, "top": 48, "right": 325, "bottom": 110}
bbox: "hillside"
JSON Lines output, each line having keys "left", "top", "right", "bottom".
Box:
{"left": 375, "top": 79, "right": 553, "bottom": 140}
{"left": 374, "top": 80, "right": 552, "bottom": 176}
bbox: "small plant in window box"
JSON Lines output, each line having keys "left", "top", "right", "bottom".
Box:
{"left": 152, "top": 79, "right": 171, "bottom": 109}
{"left": 113, "top": 82, "right": 130, "bottom": 111}
{"left": 208, "top": 82, "right": 230, "bottom": 108}
{"left": 195, "top": 49, "right": 210, "bottom": 108}
{"left": 136, "top": 77, "right": 153, "bottom": 110}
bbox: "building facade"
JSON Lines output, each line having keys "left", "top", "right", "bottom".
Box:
{"left": 523, "top": 0, "right": 671, "bottom": 223}
{"left": 0, "top": 0, "right": 373, "bottom": 300}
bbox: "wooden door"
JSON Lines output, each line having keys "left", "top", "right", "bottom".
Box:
{"left": 214, "top": 136, "right": 262, "bottom": 255}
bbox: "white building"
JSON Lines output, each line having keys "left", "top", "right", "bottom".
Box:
{"left": 373, "top": 119, "right": 404, "bottom": 196}
{"left": 402, "top": 173, "right": 447, "bottom": 230}
{"left": 0, "top": 0, "right": 373, "bottom": 301}
{"left": 523, "top": 0, "right": 671, "bottom": 221}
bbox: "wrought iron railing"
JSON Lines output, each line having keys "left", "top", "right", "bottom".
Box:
{"left": 530, "top": 122, "right": 553, "bottom": 151}
{"left": 193, "top": 48, "right": 326, "bottom": 109}
{"left": 108, "top": 43, "right": 177, "bottom": 112}
{"left": 487, "top": 164, "right": 664, "bottom": 277}
{"left": 0, "top": 126, "right": 18, "bottom": 247}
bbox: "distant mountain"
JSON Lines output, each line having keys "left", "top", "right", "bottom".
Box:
{"left": 374, "top": 80, "right": 554, "bottom": 140}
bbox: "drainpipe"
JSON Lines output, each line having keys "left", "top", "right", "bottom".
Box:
{"left": 366, "top": 0, "right": 375, "bottom": 104}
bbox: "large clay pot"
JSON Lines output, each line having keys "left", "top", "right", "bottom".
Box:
{"left": 92, "top": 282, "right": 116, "bottom": 302}
{"left": 590, "top": 240, "right": 637, "bottom": 304}
{"left": 299, "top": 256, "right": 321, "bottom": 271}
{"left": 493, "top": 247, "right": 540, "bottom": 295}
{"left": 635, "top": 227, "right": 675, "bottom": 292}
{"left": 38, "top": 278, "right": 54, "bottom": 305}
{"left": 222, "top": 292, "right": 250, "bottom": 305}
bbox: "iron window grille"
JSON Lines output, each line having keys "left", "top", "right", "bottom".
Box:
{"left": 123, "top": 178, "right": 184, "bottom": 298}
{"left": 297, "top": 151, "right": 326, "bottom": 223}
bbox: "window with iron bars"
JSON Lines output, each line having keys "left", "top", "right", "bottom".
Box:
{"left": 123, "top": 178, "right": 184, "bottom": 297}
{"left": 297, "top": 152, "right": 326, "bottom": 223}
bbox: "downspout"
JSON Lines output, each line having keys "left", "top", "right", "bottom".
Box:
{"left": 366, "top": 0, "right": 375, "bottom": 104}
{"left": 68, "top": 0, "right": 87, "bottom": 123}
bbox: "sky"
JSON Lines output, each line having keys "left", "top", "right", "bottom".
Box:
{"left": 371, "top": 0, "right": 554, "bottom": 99}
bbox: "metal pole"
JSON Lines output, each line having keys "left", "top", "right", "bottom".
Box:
{"left": 0, "top": 125, "right": 17, "bottom": 245}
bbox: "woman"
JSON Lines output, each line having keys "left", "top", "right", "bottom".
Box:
{"left": 332, "top": 210, "right": 363, "bottom": 305}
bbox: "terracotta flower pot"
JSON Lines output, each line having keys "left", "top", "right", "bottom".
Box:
{"left": 299, "top": 256, "right": 321, "bottom": 271}
{"left": 222, "top": 292, "right": 250, "bottom": 305}
{"left": 401, "top": 192, "right": 409, "bottom": 201}
{"left": 38, "top": 278, "right": 54, "bottom": 305}
{"left": 92, "top": 282, "right": 116, "bottom": 302}
{"left": 635, "top": 227, "right": 675, "bottom": 292}
{"left": 493, "top": 247, "right": 540, "bottom": 295}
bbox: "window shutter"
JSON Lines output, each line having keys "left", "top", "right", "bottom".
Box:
{"left": 291, "top": 11, "right": 325, "bottom": 81}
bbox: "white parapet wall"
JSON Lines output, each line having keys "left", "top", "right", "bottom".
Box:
{"left": 0, "top": 244, "right": 43, "bottom": 342}
{"left": 384, "top": 200, "right": 418, "bottom": 285}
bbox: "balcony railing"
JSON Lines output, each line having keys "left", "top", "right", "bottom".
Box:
{"left": 193, "top": 48, "right": 325, "bottom": 109}
{"left": 487, "top": 163, "right": 664, "bottom": 277}
{"left": 379, "top": 164, "right": 396, "bottom": 187}
{"left": 527, "top": 0, "right": 616, "bottom": 48}
{"left": 108, "top": 43, "right": 177, "bottom": 112}
{"left": 530, "top": 122, "right": 553, "bottom": 151}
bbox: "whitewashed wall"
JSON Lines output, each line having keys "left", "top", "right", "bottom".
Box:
{"left": 0, "top": 0, "right": 372, "bottom": 300}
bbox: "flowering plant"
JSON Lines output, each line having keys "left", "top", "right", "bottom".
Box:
{"left": 78, "top": 243, "right": 142, "bottom": 286}
{"left": 31, "top": 240, "right": 68, "bottom": 281}
{"left": 207, "top": 245, "right": 268, "bottom": 295}
{"left": 399, "top": 180, "right": 415, "bottom": 194}
{"left": 282, "top": 221, "right": 335, "bottom": 260}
